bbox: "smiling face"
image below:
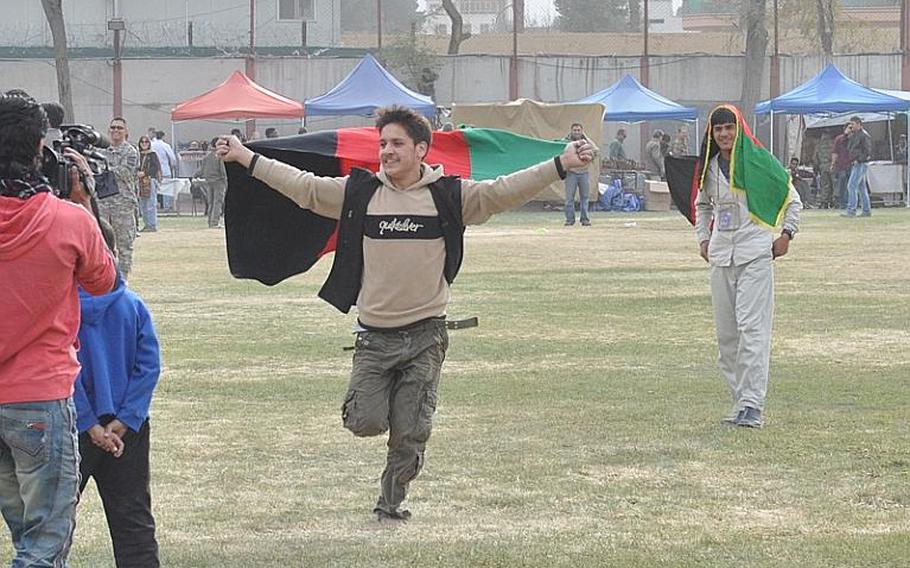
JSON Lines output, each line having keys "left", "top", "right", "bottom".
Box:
{"left": 109, "top": 119, "right": 127, "bottom": 145}
{"left": 379, "top": 122, "right": 427, "bottom": 186}
{"left": 712, "top": 122, "right": 736, "bottom": 155}
{"left": 138, "top": 136, "right": 151, "bottom": 151}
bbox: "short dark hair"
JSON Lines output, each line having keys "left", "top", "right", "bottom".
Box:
{"left": 570, "top": 122, "right": 583, "bottom": 129}
{"left": 265, "top": 127, "right": 279, "bottom": 138}
{"left": 0, "top": 91, "right": 48, "bottom": 179}
{"left": 710, "top": 107, "right": 737, "bottom": 127}
{"left": 616, "top": 128, "right": 626, "bottom": 137}
{"left": 111, "top": 116, "right": 127, "bottom": 125}
{"left": 375, "top": 105, "right": 432, "bottom": 148}
{"left": 849, "top": 116, "right": 862, "bottom": 124}
{"left": 42, "top": 102, "right": 65, "bottom": 129}
{"left": 156, "top": 130, "right": 166, "bottom": 139}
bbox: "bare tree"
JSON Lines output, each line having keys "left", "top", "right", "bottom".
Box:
{"left": 441, "top": 0, "right": 470, "bottom": 55}
{"left": 740, "top": 0, "right": 768, "bottom": 116}
{"left": 816, "top": 0, "right": 835, "bottom": 58}
{"left": 629, "top": 0, "right": 641, "bottom": 32}
{"left": 40, "top": 0, "right": 74, "bottom": 121}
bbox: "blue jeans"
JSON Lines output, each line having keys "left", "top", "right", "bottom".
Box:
{"left": 846, "top": 162, "right": 871, "bottom": 215}
{"left": 564, "top": 171, "right": 590, "bottom": 224}
{"left": 835, "top": 169, "right": 850, "bottom": 209}
{"left": 140, "top": 179, "right": 158, "bottom": 230}
{"left": 0, "top": 399, "right": 79, "bottom": 567}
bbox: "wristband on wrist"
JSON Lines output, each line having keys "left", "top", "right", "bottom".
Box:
{"left": 247, "top": 153, "right": 261, "bottom": 176}
{"left": 781, "top": 228, "right": 794, "bottom": 240}
{"left": 554, "top": 156, "right": 567, "bottom": 179}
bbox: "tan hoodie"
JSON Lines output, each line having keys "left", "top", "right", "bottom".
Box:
{"left": 252, "top": 157, "right": 560, "bottom": 328}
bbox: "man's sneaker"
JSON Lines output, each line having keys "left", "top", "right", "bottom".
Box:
{"left": 840, "top": 212, "right": 856, "bottom": 218}
{"left": 860, "top": 211, "right": 872, "bottom": 217}
{"left": 736, "top": 407, "right": 763, "bottom": 428}
{"left": 564, "top": 221, "right": 575, "bottom": 226}
{"left": 722, "top": 408, "right": 745, "bottom": 426}
{"left": 375, "top": 508, "right": 411, "bottom": 526}
{"left": 581, "top": 220, "right": 591, "bottom": 226}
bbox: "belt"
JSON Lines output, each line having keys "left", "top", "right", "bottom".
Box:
{"left": 343, "top": 317, "right": 478, "bottom": 351}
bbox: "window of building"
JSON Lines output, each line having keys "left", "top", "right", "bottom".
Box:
{"left": 278, "top": 0, "right": 315, "bottom": 21}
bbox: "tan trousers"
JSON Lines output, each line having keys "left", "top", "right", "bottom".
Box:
{"left": 710, "top": 256, "right": 774, "bottom": 412}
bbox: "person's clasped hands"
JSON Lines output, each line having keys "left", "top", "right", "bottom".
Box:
{"left": 87, "top": 423, "right": 125, "bottom": 458}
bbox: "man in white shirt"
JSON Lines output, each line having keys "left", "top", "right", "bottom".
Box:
{"left": 151, "top": 130, "right": 177, "bottom": 211}
{"left": 695, "top": 105, "right": 802, "bottom": 428}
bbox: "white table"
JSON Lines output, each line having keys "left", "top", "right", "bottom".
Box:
{"left": 865, "top": 161, "right": 906, "bottom": 206}
{"left": 157, "top": 178, "right": 192, "bottom": 199}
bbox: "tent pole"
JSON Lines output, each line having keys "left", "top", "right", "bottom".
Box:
{"left": 695, "top": 118, "right": 699, "bottom": 151}
{"left": 888, "top": 112, "right": 894, "bottom": 161}
{"left": 906, "top": 112, "right": 909, "bottom": 208}
{"left": 770, "top": 111, "right": 774, "bottom": 158}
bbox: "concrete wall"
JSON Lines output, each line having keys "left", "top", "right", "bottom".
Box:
{"left": 0, "top": 52, "right": 902, "bottom": 152}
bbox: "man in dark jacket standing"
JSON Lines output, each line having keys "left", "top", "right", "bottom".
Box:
{"left": 843, "top": 116, "right": 872, "bottom": 217}
{"left": 217, "top": 105, "right": 594, "bottom": 525}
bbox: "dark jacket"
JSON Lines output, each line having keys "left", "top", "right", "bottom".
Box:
{"left": 318, "top": 168, "right": 465, "bottom": 314}
{"left": 847, "top": 128, "right": 871, "bottom": 163}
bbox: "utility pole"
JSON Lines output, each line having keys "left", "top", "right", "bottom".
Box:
{"left": 640, "top": 0, "right": 651, "bottom": 162}
{"left": 377, "top": 0, "right": 383, "bottom": 51}
{"left": 509, "top": 1, "right": 519, "bottom": 100}
{"left": 770, "top": 0, "right": 781, "bottom": 157}
{"left": 246, "top": 0, "right": 257, "bottom": 139}
{"left": 902, "top": 0, "right": 910, "bottom": 90}
{"left": 108, "top": 17, "right": 125, "bottom": 118}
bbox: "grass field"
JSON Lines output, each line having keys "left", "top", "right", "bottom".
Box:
{"left": 4, "top": 208, "right": 909, "bottom": 567}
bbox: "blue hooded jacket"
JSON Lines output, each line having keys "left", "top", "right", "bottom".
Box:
{"left": 74, "top": 276, "right": 160, "bottom": 433}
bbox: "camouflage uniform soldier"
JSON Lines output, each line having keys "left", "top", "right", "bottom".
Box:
{"left": 814, "top": 132, "right": 836, "bottom": 209}
{"left": 100, "top": 117, "right": 140, "bottom": 276}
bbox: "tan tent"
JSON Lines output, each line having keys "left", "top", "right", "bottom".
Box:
{"left": 451, "top": 99, "right": 604, "bottom": 201}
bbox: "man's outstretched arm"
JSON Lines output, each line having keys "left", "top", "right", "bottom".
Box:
{"left": 461, "top": 139, "right": 595, "bottom": 224}
{"left": 216, "top": 135, "right": 346, "bottom": 219}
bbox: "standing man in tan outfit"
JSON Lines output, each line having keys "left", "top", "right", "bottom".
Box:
{"left": 217, "top": 106, "right": 594, "bottom": 524}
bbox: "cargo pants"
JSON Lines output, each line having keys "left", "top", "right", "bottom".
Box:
{"left": 342, "top": 318, "right": 447, "bottom": 517}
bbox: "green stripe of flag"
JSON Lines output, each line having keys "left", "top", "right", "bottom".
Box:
{"left": 462, "top": 128, "right": 566, "bottom": 180}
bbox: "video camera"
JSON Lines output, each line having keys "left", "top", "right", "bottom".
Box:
{"left": 41, "top": 124, "right": 118, "bottom": 200}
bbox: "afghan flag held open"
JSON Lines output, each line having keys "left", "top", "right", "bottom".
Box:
{"left": 225, "top": 127, "right": 567, "bottom": 286}
{"left": 664, "top": 104, "right": 793, "bottom": 228}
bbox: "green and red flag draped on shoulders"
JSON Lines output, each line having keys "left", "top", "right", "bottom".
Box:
{"left": 224, "top": 127, "right": 566, "bottom": 285}
{"left": 665, "top": 104, "right": 794, "bottom": 228}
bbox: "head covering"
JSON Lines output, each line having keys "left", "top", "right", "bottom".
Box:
{"left": 694, "top": 104, "right": 794, "bottom": 229}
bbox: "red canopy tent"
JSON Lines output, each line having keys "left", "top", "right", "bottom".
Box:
{"left": 170, "top": 71, "right": 304, "bottom": 122}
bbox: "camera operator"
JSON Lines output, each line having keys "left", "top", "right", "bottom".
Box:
{"left": 0, "top": 90, "right": 117, "bottom": 565}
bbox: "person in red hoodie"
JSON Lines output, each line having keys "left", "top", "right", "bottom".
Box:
{"left": 0, "top": 91, "right": 117, "bottom": 566}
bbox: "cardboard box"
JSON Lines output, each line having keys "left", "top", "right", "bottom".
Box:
{"left": 643, "top": 180, "right": 672, "bottom": 211}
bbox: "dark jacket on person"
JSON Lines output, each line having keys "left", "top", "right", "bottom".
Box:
{"left": 847, "top": 128, "right": 871, "bottom": 163}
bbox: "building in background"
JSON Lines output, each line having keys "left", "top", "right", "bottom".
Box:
{"left": 679, "top": 0, "right": 900, "bottom": 33}
{"left": 423, "top": 0, "right": 510, "bottom": 35}
{"left": 0, "top": 0, "right": 342, "bottom": 49}
{"left": 648, "top": 0, "right": 683, "bottom": 33}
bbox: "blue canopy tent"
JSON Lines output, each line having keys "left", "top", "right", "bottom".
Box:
{"left": 572, "top": 74, "right": 700, "bottom": 153}
{"left": 574, "top": 74, "right": 699, "bottom": 123}
{"left": 304, "top": 54, "right": 436, "bottom": 119}
{"left": 754, "top": 64, "right": 910, "bottom": 206}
